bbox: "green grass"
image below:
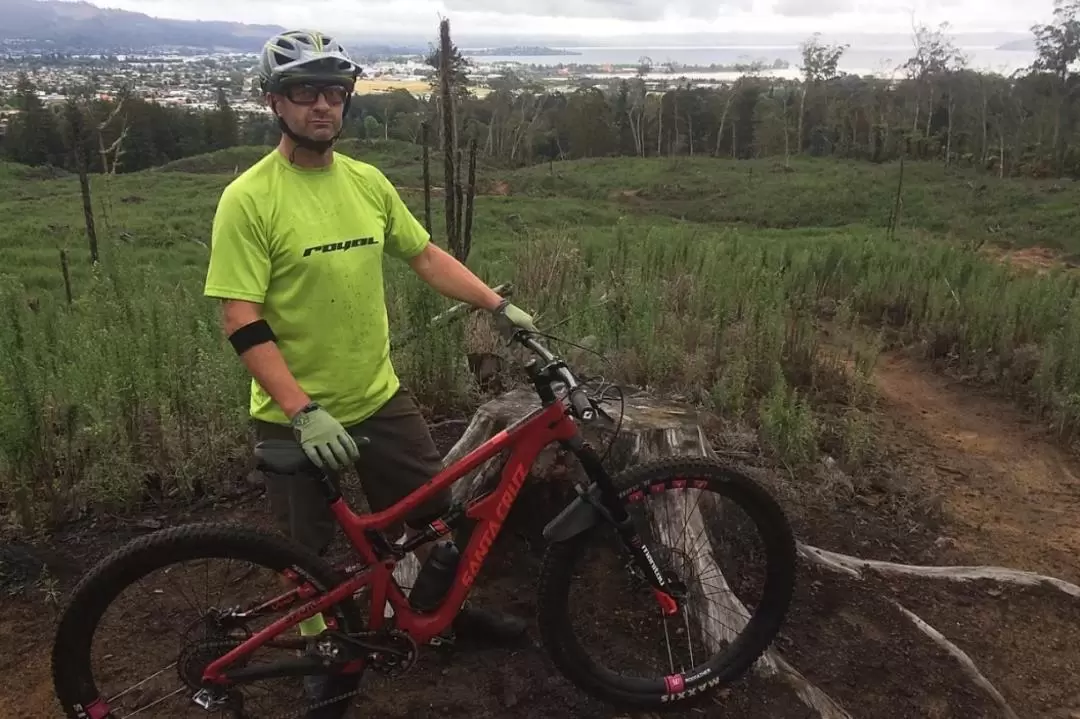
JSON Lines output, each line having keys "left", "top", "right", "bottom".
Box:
{"left": 4, "top": 149, "right": 1080, "bottom": 535}
{"left": 505, "top": 156, "right": 1080, "bottom": 253}
{"left": 154, "top": 139, "right": 437, "bottom": 189}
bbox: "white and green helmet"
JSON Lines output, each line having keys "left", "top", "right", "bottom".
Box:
{"left": 258, "top": 29, "right": 361, "bottom": 93}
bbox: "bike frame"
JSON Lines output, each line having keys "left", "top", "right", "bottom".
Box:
{"left": 202, "top": 392, "right": 586, "bottom": 684}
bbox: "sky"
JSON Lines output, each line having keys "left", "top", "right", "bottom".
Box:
{"left": 78, "top": 0, "right": 1058, "bottom": 42}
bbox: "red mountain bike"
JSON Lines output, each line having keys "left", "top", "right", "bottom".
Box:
{"left": 51, "top": 331, "right": 796, "bottom": 719}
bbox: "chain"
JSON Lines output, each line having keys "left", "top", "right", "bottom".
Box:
{"left": 183, "top": 638, "right": 369, "bottom": 719}
{"left": 268, "top": 685, "right": 366, "bottom": 719}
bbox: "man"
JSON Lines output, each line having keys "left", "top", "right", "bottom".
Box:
{"left": 203, "top": 28, "right": 532, "bottom": 702}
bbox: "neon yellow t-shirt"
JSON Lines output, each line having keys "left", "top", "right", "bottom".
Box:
{"left": 204, "top": 148, "right": 429, "bottom": 427}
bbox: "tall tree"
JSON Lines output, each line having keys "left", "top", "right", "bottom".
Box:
{"left": 798, "top": 34, "right": 848, "bottom": 153}
{"left": 205, "top": 87, "right": 238, "bottom": 151}
{"left": 4, "top": 74, "right": 65, "bottom": 167}
{"left": 1031, "top": 0, "right": 1080, "bottom": 172}
{"left": 426, "top": 33, "right": 472, "bottom": 116}
{"left": 905, "top": 21, "right": 966, "bottom": 154}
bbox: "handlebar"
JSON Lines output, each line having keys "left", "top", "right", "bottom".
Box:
{"left": 516, "top": 332, "right": 596, "bottom": 422}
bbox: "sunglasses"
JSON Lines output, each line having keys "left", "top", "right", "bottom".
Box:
{"left": 282, "top": 83, "right": 351, "bottom": 106}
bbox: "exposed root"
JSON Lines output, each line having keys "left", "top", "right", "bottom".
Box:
{"left": 798, "top": 543, "right": 1080, "bottom": 599}
{"left": 770, "top": 655, "right": 854, "bottom": 719}
{"left": 894, "top": 601, "right": 1021, "bottom": 719}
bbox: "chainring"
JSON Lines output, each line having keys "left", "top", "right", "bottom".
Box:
{"left": 361, "top": 629, "right": 418, "bottom": 678}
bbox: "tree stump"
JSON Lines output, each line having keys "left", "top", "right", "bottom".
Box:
{"left": 442, "top": 387, "right": 728, "bottom": 500}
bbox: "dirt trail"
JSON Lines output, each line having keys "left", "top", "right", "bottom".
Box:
{"left": 872, "top": 351, "right": 1080, "bottom": 583}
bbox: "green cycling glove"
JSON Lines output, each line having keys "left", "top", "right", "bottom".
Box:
{"left": 492, "top": 298, "right": 538, "bottom": 339}
{"left": 290, "top": 402, "right": 361, "bottom": 471}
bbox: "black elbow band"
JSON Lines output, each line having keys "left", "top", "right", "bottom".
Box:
{"left": 229, "top": 319, "right": 277, "bottom": 355}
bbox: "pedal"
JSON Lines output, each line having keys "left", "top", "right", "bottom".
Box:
{"left": 191, "top": 688, "right": 227, "bottom": 710}
{"left": 427, "top": 632, "right": 455, "bottom": 648}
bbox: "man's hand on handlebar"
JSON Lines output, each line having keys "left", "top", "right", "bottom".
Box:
{"left": 491, "top": 299, "right": 538, "bottom": 340}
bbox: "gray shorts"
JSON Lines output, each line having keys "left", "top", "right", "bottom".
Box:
{"left": 253, "top": 387, "right": 451, "bottom": 555}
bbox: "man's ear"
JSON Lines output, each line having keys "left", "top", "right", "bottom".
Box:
{"left": 265, "top": 93, "right": 281, "bottom": 116}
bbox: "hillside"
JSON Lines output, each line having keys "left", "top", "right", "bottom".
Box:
{"left": 3, "top": 0, "right": 283, "bottom": 51}
{"left": 1, "top": 149, "right": 1080, "bottom": 719}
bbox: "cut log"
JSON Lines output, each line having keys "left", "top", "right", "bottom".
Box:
{"left": 432, "top": 387, "right": 849, "bottom": 718}
{"left": 442, "top": 387, "right": 754, "bottom": 503}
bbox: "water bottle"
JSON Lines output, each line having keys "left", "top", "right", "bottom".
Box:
{"left": 409, "top": 541, "right": 461, "bottom": 612}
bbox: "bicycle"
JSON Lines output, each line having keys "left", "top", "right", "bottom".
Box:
{"left": 51, "top": 329, "right": 797, "bottom": 719}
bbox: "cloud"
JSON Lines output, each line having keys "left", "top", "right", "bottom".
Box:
{"left": 441, "top": 0, "right": 752, "bottom": 22}
{"left": 87, "top": 0, "right": 1058, "bottom": 36}
{"left": 772, "top": 0, "right": 854, "bottom": 17}
{"left": 771, "top": 0, "right": 975, "bottom": 19}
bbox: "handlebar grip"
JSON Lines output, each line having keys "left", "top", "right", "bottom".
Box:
{"left": 569, "top": 388, "right": 595, "bottom": 421}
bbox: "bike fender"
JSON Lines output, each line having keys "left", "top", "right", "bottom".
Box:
{"left": 543, "top": 485, "right": 603, "bottom": 542}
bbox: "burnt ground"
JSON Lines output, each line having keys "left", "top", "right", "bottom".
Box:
{"left": 3, "top": 354, "right": 1080, "bottom": 719}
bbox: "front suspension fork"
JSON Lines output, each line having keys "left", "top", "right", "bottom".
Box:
{"left": 566, "top": 435, "right": 682, "bottom": 615}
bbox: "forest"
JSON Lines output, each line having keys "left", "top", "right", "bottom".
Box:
{"left": 4, "top": 1, "right": 1080, "bottom": 178}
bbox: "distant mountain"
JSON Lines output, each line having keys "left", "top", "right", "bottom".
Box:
{"left": 2, "top": 0, "right": 284, "bottom": 52}
{"left": 997, "top": 38, "right": 1036, "bottom": 52}
{"left": 463, "top": 46, "right": 583, "bottom": 57}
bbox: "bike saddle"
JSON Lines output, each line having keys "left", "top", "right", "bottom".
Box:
{"left": 254, "top": 437, "right": 371, "bottom": 473}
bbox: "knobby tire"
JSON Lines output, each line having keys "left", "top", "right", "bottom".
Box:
{"left": 536, "top": 456, "right": 797, "bottom": 711}
{"left": 51, "top": 522, "right": 366, "bottom": 719}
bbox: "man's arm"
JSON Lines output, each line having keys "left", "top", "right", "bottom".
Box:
{"left": 406, "top": 242, "right": 503, "bottom": 310}
{"left": 205, "top": 185, "right": 310, "bottom": 419}
{"left": 221, "top": 300, "right": 311, "bottom": 419}
{"left": 378, "top": 170, "right": 535, "bottom": 335}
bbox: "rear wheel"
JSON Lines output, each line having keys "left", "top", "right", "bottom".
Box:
{"left": 537, "top": 457, "right": 796, "bottom": 711}
{"left": 51, "top": 522, "right": 367, "bottom": 719}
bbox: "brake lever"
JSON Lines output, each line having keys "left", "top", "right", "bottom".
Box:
{"left": 593, "top": 401, "right": 615, "bottom": 424}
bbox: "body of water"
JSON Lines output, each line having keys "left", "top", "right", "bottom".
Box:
{"left": 466, "top": 45, "right": 1038, "bottom": 79}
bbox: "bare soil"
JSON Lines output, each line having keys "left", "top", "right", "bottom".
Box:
{"left": 872, "top": 350, "right": 1080, "bottom": 583}
{"left": 2, "top": 352, "right": 1080, "bottom": 718}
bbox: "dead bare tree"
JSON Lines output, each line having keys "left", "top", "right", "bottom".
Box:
{"left": 461, "top": 137, "right": 478, "bottom": 263}
{"left": 439, "top": 19, "right": 459, "bottom": 255}
{"left": 421, "top": 121, "right": 432, "bottom": 234}
{"left": 96, "top": 97, "right": 128, "bottom": 175}
{"left": 95, "top": 94, "right": 128, "bottom": 235}
{"left": 59, "top": 249, "right": 73, "bottom": 305}
{"left": 887, "top": 156, "right": 906, "bottom": 240}
{"left": 64, "top": 98, "right": 99, "bottom": 265}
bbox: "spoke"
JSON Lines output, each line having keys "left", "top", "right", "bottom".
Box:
{"left": 125, "top": 685, "right": 187, "bottom": 717}
{"left": 106, "top": 662, "right": 178, "bottom": 703}
{"left": 661, "top": 610, "right": 675, "bottom": 674}
{"left": 683, "top": 609, "right": 695, "bottom": 668}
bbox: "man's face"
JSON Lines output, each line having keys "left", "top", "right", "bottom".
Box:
{"left": 270, "top": 82, "right": 350, "bottom": 141}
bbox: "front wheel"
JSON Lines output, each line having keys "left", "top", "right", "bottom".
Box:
{"left": 537, "top": 457, "right": 797, "bottom": 711}
{"left": 51, "top": 522, "right": 367, "bottom": 719}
